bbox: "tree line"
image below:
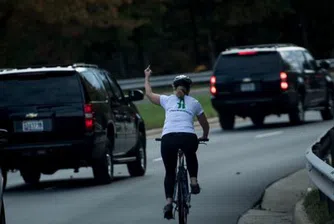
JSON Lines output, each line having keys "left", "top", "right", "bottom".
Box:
{"left": 0, "top": 0, "right": 333, "bottom": 79}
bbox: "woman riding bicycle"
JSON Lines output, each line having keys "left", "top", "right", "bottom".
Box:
{"left": 144, "top": 66, "right": 210, "bottom": 220}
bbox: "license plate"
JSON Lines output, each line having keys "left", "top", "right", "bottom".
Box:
{"left": 22, "top": 120, "right": 44, "bottom": 132}
{"left": 241, "top": 83, "right": 255, "bottom": 92}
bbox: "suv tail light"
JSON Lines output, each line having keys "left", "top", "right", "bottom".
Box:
{"left": 84, "top": 104, "right": 94, "bottom": 131}
{"left": 281, "top": 82, "right": 288, "bottom": 90}
{"left": 280, "top": 72, "right": 288, "bottom": 90}
{"left": 210, "top": 75, "right": 217, "bottom": 95}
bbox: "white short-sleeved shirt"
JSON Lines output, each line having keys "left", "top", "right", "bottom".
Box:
{"left": 160, "top": 94, "right": 204, "bottom": 136}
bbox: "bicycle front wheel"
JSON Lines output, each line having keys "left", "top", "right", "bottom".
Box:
{"left": 178, "top": 179, "right": 187, "bottom": 224}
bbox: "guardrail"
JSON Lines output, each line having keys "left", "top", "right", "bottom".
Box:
{"left": 118, "top": 70, "right": 213, "bottom": 90}
{"left": 306, "top": 126, "right": 334, "bottom": 213}
{"left": 119, "top": 58, "right": 334, "bottom": 90}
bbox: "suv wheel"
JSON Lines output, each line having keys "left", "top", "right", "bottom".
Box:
{"left": 20, "top": 169, "right": 41, "bottom": 185}
{"left": 1, "top": 200, "right": 5, "bottom": 224}
{"left": 289, "top": 95, "right": 305, "bottom": 125}
{"left": 250, "top": 115, "right": 265, "bottom": 127}
{"left": 92, "top": 148, "right": 114, "bottom": 184}
{"left": 321, "top": 91, "right": 334, "bottom": 120}
{"left": 219, "top": 112, "right": 235, "bottom": 130}
{"left": 127, "top": 131, "right": 146, "bottom": 177}
{"left": 1, "top": 170, "right": 7, "bottom": 190}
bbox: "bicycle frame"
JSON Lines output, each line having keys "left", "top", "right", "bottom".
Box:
{"left": 173, "top": 149, "right": 190, "bottom": 207}
{"left": 178, "top": 152, "right": 189, "bottom": 201}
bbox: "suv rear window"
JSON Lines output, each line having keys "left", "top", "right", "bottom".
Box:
{"left": 0, "top": 71, "right": 83, "bottom": 106}
{"left": 214, "top": 52, "right": 281, "bottom": 76}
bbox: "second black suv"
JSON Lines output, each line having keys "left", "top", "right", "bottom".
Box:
{"left": 0, "top": 63, "right": 147, "bottom": 186}
{"left": 210, "top": 43, "right": 334, "bottom": 130}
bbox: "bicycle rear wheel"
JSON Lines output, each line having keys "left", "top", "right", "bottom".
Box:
{"left": 177, "top": 171, "right": 188, "bottom": 224}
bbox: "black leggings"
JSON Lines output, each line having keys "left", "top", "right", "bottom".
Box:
{"left": 161, "top": 132, "right": 199, "bottom": 199}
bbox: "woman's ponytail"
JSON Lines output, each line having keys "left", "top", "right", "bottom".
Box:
{"left": 175, "top": 86, "right": 186, "bottom": 99}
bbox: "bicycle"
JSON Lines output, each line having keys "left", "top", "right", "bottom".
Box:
{"left": 155, "top": 137, "right": 209, "bottom": 224}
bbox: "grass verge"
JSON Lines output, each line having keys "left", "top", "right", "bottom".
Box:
{"left": 303, "top": 189, "right": 334, "bottom": 224}
{"left": 136, "top": 93, "right": 217, "bottom": 130}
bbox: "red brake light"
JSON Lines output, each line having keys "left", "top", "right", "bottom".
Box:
{"left": 280, "top": 72, "right": 287, "bottom": 80}
{"left": 210, "top": 76, "right": 216, "bottom": 84}
{"left": 210, "top": 86, "right": 217, "bottom": 94}
{"left": 85, "top": 119, "right": 93, "bottom": 129}
{"left": 280, "top": 72, "right": 288, "bottom": 90}
{"left": 210, "top": 75, "right": 217, "bottom": 95}
{"left": 281, "top": 82, "right": 288, "bottom": 90}
{"left": 238, "top": 51, "right": 257, "bottom": 55}
{"left": 84, "top": 104, "right": 94, "bottom": 131}
{"left": 84, "top": 104, "right": 93, "bottom": 113}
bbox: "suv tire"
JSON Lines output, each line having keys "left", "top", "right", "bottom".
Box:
{"left": 321, "top": 90, "right": 334, "bottom": 120}
{"left": 1, "top": 200, "right": 5, "bottom": 224}
{"left": 127, "top": 131, "right": 146, "bottom": 177}
{"left": 1, "top": 170, "right": 7, "bottom": 190}
{"left": 250, "top": 115, "right": 265, "bottom": 127}
{"left": 92, "top": 147, "right": 114, "bottom": 184}
{"left": 20, "top": 169, "right": 41, "bottom": 185}
{"left": 219, "top": 112, "right": 235, "bottom": 130}
{"left": 289, "top": 95, "right": 305, "bottom": 125}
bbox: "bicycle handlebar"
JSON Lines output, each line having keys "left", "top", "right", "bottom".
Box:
{"left": 155, "top": 138, "right": 209, "bottom": 144}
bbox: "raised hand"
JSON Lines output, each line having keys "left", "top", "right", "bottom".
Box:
{"left": 144, "top": 65, "right": 152, "bottom": 78}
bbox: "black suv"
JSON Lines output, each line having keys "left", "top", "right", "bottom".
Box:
{"left": 0, "top": 63, "right": 147, "bottom": 186}
{"left": 210, "top": 43, "right": 334, "bottom": 130}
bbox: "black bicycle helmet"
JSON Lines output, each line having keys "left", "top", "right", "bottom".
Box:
{"left": 172, "top": 75, "right": 192, "bottom": 90}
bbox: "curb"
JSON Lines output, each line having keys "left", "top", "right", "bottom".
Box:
{"left": 237, "top": 169, "right": 312, "bottom": 224}
{"left": 293, "top": 198, "right": 313, "bottom": 224}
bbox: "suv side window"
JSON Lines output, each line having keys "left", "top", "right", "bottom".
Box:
{"left": 280, "top": 50, "right": 302, "bottom": 72}
{"left": 294, "top": 51, "right": 306, "bottom": 72}
{"left": 94, "top": 70, "right": 115, "bottom": 100}
{"left": 80, "top": 70, "right": 108, "bottom": 101}
{"left": 103, "top": 71, "right": 125, "bottom": 102}
{"left": 97, "top": 71, "right": 121, "bottom": 104}
{"left": 303, "top": 51, "right": 317, "bottom": 70}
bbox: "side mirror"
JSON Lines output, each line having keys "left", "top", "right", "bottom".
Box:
{"left": 0, "top": 129, "right": 8, "bottom": 145}
{"left": 319, "top": 60, "right": 330, "bottom": 70}
{"left": 126, "top": 89, "right": 144, "bottom": 102}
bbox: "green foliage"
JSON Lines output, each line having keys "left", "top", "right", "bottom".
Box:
{"left": 225, "top": 0, "right": 293, "bottom": 26}
{"left": 0, "top": 0, "right": 334, "bottom": 76}
{"left": 303, "top": 189, "right": 334, "bottom": 224}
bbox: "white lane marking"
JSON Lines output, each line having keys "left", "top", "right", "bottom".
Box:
{"left": 153, "top": 157, "right": 163, "bottom": 162}
{"left": 255, "top": 131, "right": 283, "bottom": 138}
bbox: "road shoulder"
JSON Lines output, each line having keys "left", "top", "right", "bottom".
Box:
{"left": 237, "top": 169, "right": 314, "bottom": 224}
{"left": 294, "top": 198, "right": 313, "bottom": 224}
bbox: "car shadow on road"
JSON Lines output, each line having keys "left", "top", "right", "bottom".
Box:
{"left": 212, "top": 119, "right": 324, "bottom": 135}
{"left": 4, "top": 175, "right": 132, "bottom": 193}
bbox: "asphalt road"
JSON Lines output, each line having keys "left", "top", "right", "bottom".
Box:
{"left": 3, "top": 112, "right": 333, "bottom": 224}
